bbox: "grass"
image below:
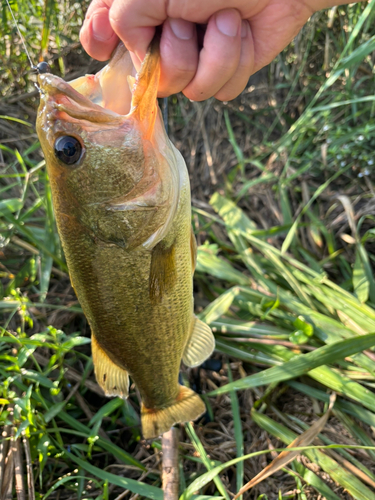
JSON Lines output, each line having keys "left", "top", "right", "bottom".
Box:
{"left": 1, "top": 0, "right": 375, "bottom": 498}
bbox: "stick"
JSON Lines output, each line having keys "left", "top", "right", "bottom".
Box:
{"left": 12, "top": 437, "right": 25, "bottom": 500}
{"left": 162, "top": 428, "right": 179, "bottom": 500}
{"left": 22, "top": 434, "right": 35, "bottom": 500}
{"left": 1, "top": 433, "right": 14, "bottom": 500}
{"left": 0, "top": 425, "right": 11, "bottom": 492}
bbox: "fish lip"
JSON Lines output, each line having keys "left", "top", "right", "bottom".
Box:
{"left": 38, "top": 73, "right": 124, "bottom": 123}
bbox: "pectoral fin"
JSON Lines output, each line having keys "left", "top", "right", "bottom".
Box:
{"left": 149, "top": 240, "right": 177, "bottom": 304}
{"left": 91, "top": 334, "right": 129, "bottom": 398}
{"left": 182, "top": 316, "right": 215, "bottom": 368}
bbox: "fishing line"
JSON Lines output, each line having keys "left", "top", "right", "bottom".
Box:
{"left": 162, "top": 97, "right": 169, "bottom": 134}
{"left": 5, "top": 0, "right": 36, "bottom": 70}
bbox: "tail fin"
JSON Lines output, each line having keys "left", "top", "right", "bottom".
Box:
{"left": 141, "top": 385, "right": 205, "bottom": 439}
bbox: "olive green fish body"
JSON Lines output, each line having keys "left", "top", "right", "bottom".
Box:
{"left": 57, "top": 154, "right": 192, "bottom": 410}
{"left": 36, "top": 42, "right": 215, "bottom": 438}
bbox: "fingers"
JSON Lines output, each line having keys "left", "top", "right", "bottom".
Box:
{"left": 158, "top": 19, "right": 198, "bottom": 97}
{"left": 80, "top": 0, "right": 251, "bottom": 100}
{"left": 108, "top": 0, "right": 167, "bottom": 61}
{"left": 183, "top": 9, "right": 242, "bottom": 101}
{"left": 248, "top": 1, "right": 312, "bottom": 74}
{"left": 80, "top": 0, "right": 119, "bottom": 61}
{"left": 214, "top": 20, "right": 254, "bottom": 101}
{"left": 80, "top": 0, "right": 312, "bottom": 102}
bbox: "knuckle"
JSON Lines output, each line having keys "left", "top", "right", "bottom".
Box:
{"left": 108, "top": 9, "right": 128, "bottom": 36}
{"left": 214, "top": 89, "right": 236, "bottom": 102}
{"left": 215, "top": 78, "right": 248, "bottom": 102}
{"left": 183, "top": 87, "right": 210, "bottom": 102}
{"left": 161, "top": 39, "right": 197, "bottom": 75}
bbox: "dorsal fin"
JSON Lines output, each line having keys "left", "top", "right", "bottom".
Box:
{"left": 129, "top": 36, "right": 160, "bottom": 138}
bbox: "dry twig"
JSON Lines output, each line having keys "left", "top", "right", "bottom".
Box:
{"left": 162, "top": 428, "right": 179, "bottom": 500}
{"left": 0, "top": 425, "right": 11, "bottom": 498}
{"left": 22, "top": 434, "right": 35, "bottom": 500}
{"left": 12, "top": 436, "right": 25, "bottom": 500}
{"left": 1, "top": 429, "right": 14, "bottom": 500}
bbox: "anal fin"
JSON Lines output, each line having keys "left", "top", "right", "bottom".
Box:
{"left": 91, "top": 334, "right": 129, "bottom": 398}
{"left": 182, "top": 316, "right": 215, "bottom": 368}
{"left": 141, "top": 385, "right": 205, "bottom": 439}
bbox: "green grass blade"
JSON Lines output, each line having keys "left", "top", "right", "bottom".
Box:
{"left": 58, "top": 410, "right": 144, "bottom": 470}
{"left": 65, "top": 451, "right": 162, "bottom": 500}
{"left": 199, "top": 287, "right": 240, "bottom": 325}
{"left": 292, "top": 461, "right": 341, "bottom": 500}
{"left": 196, "top": 247, "right": 251, "bottom": 285}
{"left": 209, "top": 333, "right": 375, "bottom": 395}
{"left": 228, "top": 365, "right": 244, "bottom": 498}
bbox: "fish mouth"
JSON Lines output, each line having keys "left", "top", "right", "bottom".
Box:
{"left": 38, "top": 39, "right": 161, "bottom": 140}
{"left": 38, "top": 44, "right": 136, "bottom": 124}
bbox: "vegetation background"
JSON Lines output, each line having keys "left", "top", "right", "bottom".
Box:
{"left": 1, "top": 0, "right": 375, "bottom": 498}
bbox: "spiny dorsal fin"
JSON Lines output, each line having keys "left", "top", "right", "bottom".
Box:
{"left": 91, "top": 334, "right": 129, "bottom": 398}
{"left": 182, "top": 316, "right": 215, "bottom": 368}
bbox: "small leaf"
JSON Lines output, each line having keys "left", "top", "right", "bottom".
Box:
{"left": 0, "top": 198, "right": 23, "bottom": 215}
{"left": 289, "top": 330, "right": 309, "bottom": 344}
{"left": 61, "top": 336, "right": 91, "bottom": 350}
{"left": 44, "top": 402, "right": 66, "bottom": 423}
{"left": 20, "top": 369, "right": 55, "bottom": 388}
{"left": 89, "top": 398, "right": 124, "bottom": 426}
{"left": 293, "top": 316, "right": 314, "bottom": 337}
{"left": 353, "top": 249, "right": 369, "bottom": 303}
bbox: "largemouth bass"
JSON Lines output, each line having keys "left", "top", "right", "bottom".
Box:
{"left": 36, "top": 40, "right": 215, "bottom": 439}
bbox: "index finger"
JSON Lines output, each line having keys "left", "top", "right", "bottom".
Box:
{"left": 108, "top": 0, "right": 168, "bottom": 60}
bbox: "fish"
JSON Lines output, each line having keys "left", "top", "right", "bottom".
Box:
{"left": 36, "top": 38, "right": 215, "bottom": 439}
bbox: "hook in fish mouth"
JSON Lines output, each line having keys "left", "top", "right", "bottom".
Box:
{"left": 37, "top": 43, "right": 137, "bottom": 121}
{"left": 36, "top": 61, "right": 52, "bottom": 74}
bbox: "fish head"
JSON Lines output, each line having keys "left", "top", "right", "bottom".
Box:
{"left": 36, "top": 41, "right": 180, "bottom": 250}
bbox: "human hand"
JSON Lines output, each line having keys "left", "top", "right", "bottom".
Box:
{"left": 80, "top": 0, "right": 357, "bottom": 101}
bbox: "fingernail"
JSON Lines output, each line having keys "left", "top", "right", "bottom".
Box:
{"left": 169, "top": 18, "right": 194, "bottom": 40}
{"left": 241, "top": 20, "right": 248, "bottom": 38}
{"left": 216, "top": 10, "right": 239, "bottom": 37}
{"left": 92, "top": 14, "right": 114, "bottom": 41}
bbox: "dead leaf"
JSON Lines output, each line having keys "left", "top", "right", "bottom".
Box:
{"left": 234, "top": 393, "right": 336, "bottom": 499}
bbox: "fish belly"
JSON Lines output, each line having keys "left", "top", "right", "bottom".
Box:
{"left": 57, "top": 194, "right": 191, "bottom": 404}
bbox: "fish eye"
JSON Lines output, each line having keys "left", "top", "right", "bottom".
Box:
{"left": 54, "top": 136, "right": 83, "bottom": 165}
